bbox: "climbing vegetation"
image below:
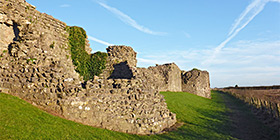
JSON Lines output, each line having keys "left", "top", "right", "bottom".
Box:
{"left": 66, "top": 26, "right": 107, "bottom": 81}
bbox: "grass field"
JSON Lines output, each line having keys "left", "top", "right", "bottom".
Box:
{"left": 0, "top": 91, "right": 238, "bottom": 139}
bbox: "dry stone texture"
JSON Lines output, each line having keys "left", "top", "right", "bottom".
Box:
{"left": 100, "top": 45, "right": 211, "bottom": 97}
{"left": 0, "top": 0, "right": 177, "bottom": 135}
{"left": 0, "top": 0, "right": 81, "bottom": 113}
{"left": 99, "top": 45, "right": 137, "bottom": 79}
{"left": 62, "top": 78, "right": 176, "bottom": 134}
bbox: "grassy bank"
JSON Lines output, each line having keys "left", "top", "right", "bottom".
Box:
{"left": 0, "top": 91, "right": 236, "bottom": 139}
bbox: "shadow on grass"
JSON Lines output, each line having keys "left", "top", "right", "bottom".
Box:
{"left": 155, "top": 91, "right": 237, "bottom": 140}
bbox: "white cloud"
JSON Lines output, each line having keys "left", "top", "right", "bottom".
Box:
{"left": 204, "top": 0, "right": 279, "bottom": 65}
{"left": 60, "top": 4, "right": 71, "bottom": 8}
{"left": 88, "top": 35, "right": 113, "bottom": 46}
{"left": 137, "top": 40, "right": 280, "bottom": 87}
{"left": 137, "top": 58, "right": 160, "bottom": 66}
{"left": 270, "top": 0, "right": 280, "bottom": 2}
{"left": 228, "top": 0, "right": 267, "bottom": 36}
{"left": 97, "top": 2, "right": 166, "bottom": 36}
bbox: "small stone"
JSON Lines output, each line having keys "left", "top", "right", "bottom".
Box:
{"left": 78, "top": 106, "right": 83, "bottom": 110}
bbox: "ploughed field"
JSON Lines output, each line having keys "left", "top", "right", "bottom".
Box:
{"left": 0, "top": 91, "right": 277, "bottom": 139}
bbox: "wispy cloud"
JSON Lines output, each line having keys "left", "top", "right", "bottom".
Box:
{"left": 137, "top": 40, "right": 280, "bottom": 87}
{"left": 60, "top": 4, "right": 71, "bottom": 8}
{"left": 137, "top": 58, "right": 161, "bottom": 66}
{"left": 97, "top": 2, "right": 166, "bottom": 35}
{"left": 204, "top": 0, "right": 280, "bottom": 65}
{"left": 88, "top": 35, "right": 113, "bottom": 46}
{"left": 270, "top": 0, "right": 280, "bottom": 2}
{"left": 228, "top": 0, "right": 267, "bottom": 36}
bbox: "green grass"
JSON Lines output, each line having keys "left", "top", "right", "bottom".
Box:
{"left": 0, "top": 91, "right": 236, "bottom": 140}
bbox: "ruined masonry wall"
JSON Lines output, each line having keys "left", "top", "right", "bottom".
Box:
{"left": 181, "top": 70, "right": 211, "bottom": 98}
{"left": 135, "top": 63, "right": 182, "bottom": 92}
{"left": 105, "top": 46, "right": 211, "bottom": 98}
{"left": 0, "top": 0, "right": 176, "bottom": 135}
{"left": 0, "top": 0, "right": 81, "bottom": 113}
{"left": 148, "top": 63, "right": 182, "bottom": 92}
{"left": 62, "top": 78, "right": 176, "bottom": 134}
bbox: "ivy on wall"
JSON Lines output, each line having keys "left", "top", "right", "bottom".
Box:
{"left": 66, "top": 26, "right": 107, "bottom": 81}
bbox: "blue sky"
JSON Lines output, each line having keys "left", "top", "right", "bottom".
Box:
{"left": 26, "top": 0, "right": 280, "bottom": 87}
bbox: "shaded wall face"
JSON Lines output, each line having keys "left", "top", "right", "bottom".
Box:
{"left": 109, "top": 61, "right": 133, "bottom": 79}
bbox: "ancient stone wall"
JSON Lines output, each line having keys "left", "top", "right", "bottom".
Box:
{"left": 134, "top": 67, "right": 164, "bottom": 90}
{"left": 135, "top": 63, "right": 182, "bottom": 92}
{"left": 0, "top": 0, "right": 177, "bottom": 135}
{"left": 0, "top": 0, "right": 212, "bottom": 135}
{"left": 107, "top": 45, "right": 137, "bottom": 67}
{"left": 149, "top": 63, "right": 182, "bottom": 92}
{"left": 62, "top": 78, "right": 176, "bottom": 134}
{"left": 181, "top": 69, "right": 211, "bottom": 98}
{"left": 99, "top": 45, "right": 137, "bottom": 79}
{"left": 102, "top": 46, "right": 211, "bottom": 97}
{"left": 0, "top": 0, "right": 81, "bottom": 113}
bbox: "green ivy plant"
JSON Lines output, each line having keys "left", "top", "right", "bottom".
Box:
{"left": 66, "top": 26, "right": 107, "bottom": 81}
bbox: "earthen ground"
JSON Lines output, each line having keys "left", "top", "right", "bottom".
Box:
{"left": 220, "top": 92, "right": 279, "bottom": 140}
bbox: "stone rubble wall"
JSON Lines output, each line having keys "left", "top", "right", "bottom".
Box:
{"left": 0, "top": 0, "right": 177, "bottom": 135}
{"left": 107, "top": 45, "right": 137, "bottom": 67}
{"left": 135, "top": 63, "right": 182, "bottom": 92}
{"left": 0, "top": 0, "right": 82, "bottom": 113}
{"left": 181, "top": 69, "right": 211, "bottom": 98}
{"left": 62, "top": 78, "right": 176, "bottom": 134}
{"left": 134, "top": 67, "right": 164, "bottom": 90}
{"left": 99, "top": 45, "right": 137, "bottom": 79}
{"left": 103, "top": 46, "right": 211, "bottom": 98}
{"left": 149, "top": 63, "right": 182, "bottom": 92}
